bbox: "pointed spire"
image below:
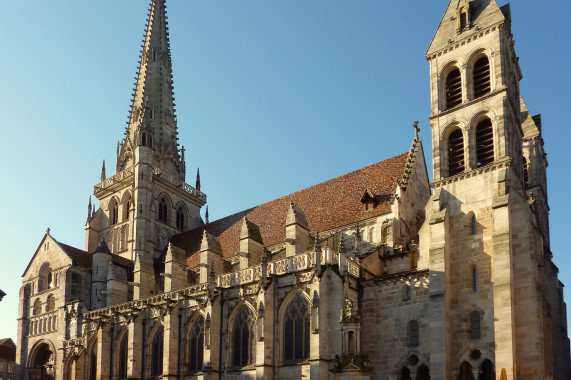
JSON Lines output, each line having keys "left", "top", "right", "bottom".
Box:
{"left": 101, "top": 160, "right": 106, "bottom": 181}
{"left": 205, "top": 205, "right": 209, "bottom": 224}
{"left": 87, "top": 196, "right": 92, "bottom": 223}
{"left": 196, "top": 168, "right": 201, "bottom": 191}
{"left": 117, "top": 0, "right": 184, "bottom": 179}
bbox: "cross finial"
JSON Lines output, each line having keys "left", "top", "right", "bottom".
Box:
{"left": 46, "top": 227, "right": 51, "bottom": 235}
{"left": 413, "top": 121, "right": 420, "bottom": 139}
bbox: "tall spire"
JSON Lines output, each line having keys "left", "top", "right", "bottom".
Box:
{"left": 117, "top": 0, "right": 185, "bottom": 179}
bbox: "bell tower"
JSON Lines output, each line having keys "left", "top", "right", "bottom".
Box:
{"left": 85, "top": 0, "right": 206, "bottom": 263}
{"left": 424, "top": 1, "right": 569, "bottom": 379}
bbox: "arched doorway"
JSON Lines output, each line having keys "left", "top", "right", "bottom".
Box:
{"left": 479, "top": 359, "right": 495, "bottom": 380}
{"left": 31, "top": 343, "right": 55, "bottom": 380}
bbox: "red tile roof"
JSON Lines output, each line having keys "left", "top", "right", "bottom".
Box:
{"left": 172, "top": 153, "right": 408, "bottom": 268}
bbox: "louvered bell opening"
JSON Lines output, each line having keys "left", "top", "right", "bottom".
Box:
{"left": 446, "top": 69, "right": 462, "bottom": 109}
{"left": 473, "top": 57, "right": 491, "bottom": 99}
{"left": 448, "top": 129, "right": 465, "bottom": 176}
{"left": 476, "top": 119, "right": 494, "bottom": 167}
{"left": 523, "top": 157, "right": 529, "bottom": 187}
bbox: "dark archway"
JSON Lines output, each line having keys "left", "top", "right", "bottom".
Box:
{"left": 459, "top": 361, "right": 474, "bottom": 380}
{"left": 417, "top": 364, "right": 430, "bottom": 380}
{"left": 479, "top": 359, "right": 495, "bottom": 380}
{"left": 32, "top": 343, "right": 55, "bottom": 380}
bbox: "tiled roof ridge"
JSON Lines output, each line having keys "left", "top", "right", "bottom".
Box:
{"left": 206, "top": 152, "right": 409, "bottom": 227}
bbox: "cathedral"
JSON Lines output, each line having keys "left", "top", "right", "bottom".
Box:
{"left": 16, "top": 1, "right": 571, "bottom": 379}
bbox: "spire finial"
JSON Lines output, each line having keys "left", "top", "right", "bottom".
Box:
{"left": 413, "top": 121, "right": 420, "bottom": 140}
{"left": 87, "top": 196, "right": 92, "bottom": 222}
{"left": 196, "top": 168, "right": 201, "bottom": 191}
{"left": 205, "top": 205, "right": 209, "bottom": 224}
{"left": 101, "top": 160, "right": 106, "bottom": 181}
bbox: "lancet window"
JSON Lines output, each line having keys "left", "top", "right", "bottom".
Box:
{"left": 158, "top": 199, "right": 168, "bottom": 224}
{"left": 151, "top": 326, "right": 164, "bottom": 377}
{"left": 118, "top": 334, "right": 128, "bottom": 380}
{"left": 470, "top": 312, "right": 481, "bottom": 339}
{"left": 231, "top": 306, "right": 255, "bottom": 367}
{"left": 176, "top": 207, "right": 185, "bottom": 230}
{"left": 408, "top": 320, "right": 419, "bottom": 347}
{"left": 188, "top": 316, "right": 204, "bottom": 372}
{"left": 110, "top": 200, "right": 119, "bottom": 225}
{"left": 283, "top": 295, "right": 310, "bottom": 362}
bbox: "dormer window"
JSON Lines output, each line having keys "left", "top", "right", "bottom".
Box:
{"left": 360, "top": 189, "right": 377, "bottom": 212}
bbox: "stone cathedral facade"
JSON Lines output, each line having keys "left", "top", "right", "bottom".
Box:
{"left": 16, "top": 1, "right": 571, "bottom": 379}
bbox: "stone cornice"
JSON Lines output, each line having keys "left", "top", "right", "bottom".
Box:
{"left": 426, "top": 22, "right": 503, "bottom": 61}
{"left": 82, "top": 282, "right": 209, "bottom": 320}
{"left": 363, "top": 269, "right": 429, "bottom": 286}
{"left": 429, "top": 88, "right": 507, "bottom": 121}
{"left": 431, "top": 158, "right": 512, "bottom": 189}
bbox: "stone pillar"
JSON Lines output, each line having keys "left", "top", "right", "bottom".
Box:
{"left": 164, "top": 244, "right": 187, "bottom": 291}
{"left": 128, "top": 316, "right": 144, "bottom": 380}
{"left": 255, "top": 288, "right": 274, "bottom": 380}
{"left": 199, "top": 231, "right": 224, "bottom": 284}
{"left": 491, "top": 195, "right": 516, "bottom": 380}
{"left": 203, "top": 297, "right": 222, "bottom": 380}
{"left": 163, "top": 305, "right": 180, "bottom": 380}
{"left": 427, "top": 191, "right": 451, "bottom": 379}
{"left": 134, "top": 253, "right": 155, "bottom": 299}
{"left": 96, "top": 323, "right": 111, "bottom": 380}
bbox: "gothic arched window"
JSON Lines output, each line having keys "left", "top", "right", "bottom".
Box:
{"left": 176, "top": 207, "right": 185, "bottom": 230}
{"left": 283, "top": 295, "right": 310, "bottom": 362}
{"left": 448, "top": 129, "right": 465, "bottom": 176}
{"left": 118, "top": 334, "right": 128, "bottom": 380}
{"left": 110, "top": 200, "right": 119, "bottom": 225}
{"left": 231, "top": 306, "right": 255, "bottom": 367}
{"left": 473, "top": 56, "right": 491, "bottom": 99}
{"left": 476, "top": 118, "right": 494, "bottom": 167}
{"left": 470, "top": 312, "right": 481, "bottom": 339}
{"left": 408, "top": 320, "right": 419, "bottom": 347}
{"left": 124, "top": 195, "right": 131, "bottom": 221}
{"left": 158, "top": 199, "right": 168, "bottom": 224}
{"left": 188, "top": 316, "right": 204, "bottom": 372}
{"left": 151, "top": 326, "right": 164, "bottom": 377}
{"left": 90, "top": 346, "right": 98, "bottom": 380}
{"left": 445, "top": 68, "right": 462, "bottom": 109}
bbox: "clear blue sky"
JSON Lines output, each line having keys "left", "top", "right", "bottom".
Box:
{"left": 0, "top": 1, "right": 569, "bottom": 343}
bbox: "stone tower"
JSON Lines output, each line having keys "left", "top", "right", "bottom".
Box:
{"left": 85, "top": 0, "right": 206, "bottom": 275}
{"left": 423, "top": 0, "right": 570, "bottom": 378}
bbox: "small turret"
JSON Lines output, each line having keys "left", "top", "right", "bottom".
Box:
{"left": 100, "top": 160, "right": 106, "bottom": 181}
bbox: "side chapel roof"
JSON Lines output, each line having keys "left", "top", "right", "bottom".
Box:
{"left": 172, "top": 152, "right": 409, "bottom": 268}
